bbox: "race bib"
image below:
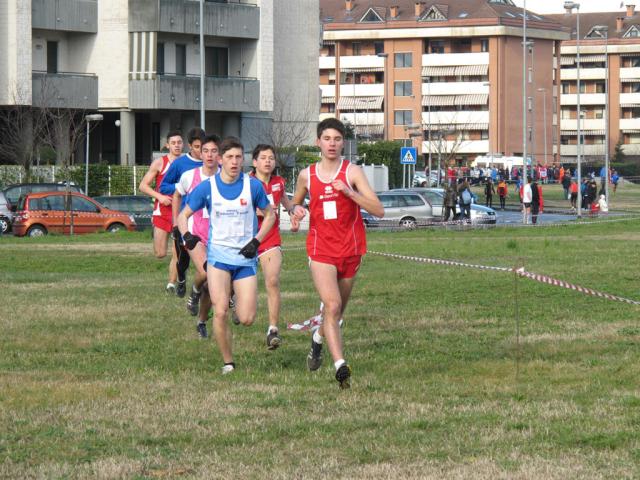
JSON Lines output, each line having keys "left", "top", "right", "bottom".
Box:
{"left": 267, "top": 193, "right": 275, "bottom": 207}
{"left": 323, "top": 201, "right": 337, "bottom": 220}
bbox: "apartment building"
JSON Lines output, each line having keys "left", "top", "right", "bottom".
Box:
{"left": 319, "top": 0, "right": 569, "bottom": 166}
{"left": 0, "top": 0, "right": 318, "bottom": 165}
{"left": 549, "top": 4, "right": 640, "bottom": 162}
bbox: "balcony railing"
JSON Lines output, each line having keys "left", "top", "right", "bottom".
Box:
{"left": 32, "top": 0, "right": 98, "bottom": 33}
{"left": 32, "top": 71, "right": 98, "bottom": 109}
{"left": 129, "top": 0, "right": 259, "bottom": 39}
{"left": 129, "top": 74, "right": 259, "bottom": 112}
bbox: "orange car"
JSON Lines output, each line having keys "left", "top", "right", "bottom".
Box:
{"left": 12, "top": 191, "right": 136, "bottom": 237}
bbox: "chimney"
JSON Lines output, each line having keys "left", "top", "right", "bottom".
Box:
{"left": 565, "top": 6, "right": 573, "bottom": 14}
{"left": 390, "top": 5, "right": 399, "bottom": 18}
{"left": 345, "top": 0, "right": 353, "bottom": 12}
{"left": 617, "top": 16, "right": 625, "bottom": 31}
{"left": 415, "top": 2, "right": 422, "bottom": 17}
{"left": 627, "top": 4, "right": 636, "bottom": 16}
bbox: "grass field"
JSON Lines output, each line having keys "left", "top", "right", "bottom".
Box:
{"left": 2, "top": 219, "right": 640, "bottom": 479}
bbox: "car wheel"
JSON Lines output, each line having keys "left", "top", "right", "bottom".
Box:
{"left": 27, "top": 225, "right": 47, "bottom": 237}
{"left": 420, "top": 181, "right": 427, "bottom": 187}
{"left": 399, "top": 217, "right": 417, "bottom": 229}
{"left": 0, "top": 217, "right": 9, "bottom": 234}
{"left": 107, "top": 222, "right": 125, "bottom": 233}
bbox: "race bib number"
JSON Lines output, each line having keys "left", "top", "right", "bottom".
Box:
{"left": 323, "top": 201, "right": 337, "bottom": 220}
{"left": 267, "top": 193, "right": 275, "bottom": 207}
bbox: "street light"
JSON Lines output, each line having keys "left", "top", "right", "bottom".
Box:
{"left": 565, "top": 1, "right": 582, "bottom": 217}
{"left": 376, "top": 52, "right": 389, "bottom": 140}
{"left": 522, "top": 0, "right": 528, "bottom": 187}
{"left": 403, "top": 123, "right": 421, "bottom": 188}
{"left": 537, "top": 87, "right": 548, "bottom": 169}
{"left": 85, "top": 113, "right": 104, "bottom": 196}
{"left": 593, "top": 24, "right": 609, "bottom": 203}
{"left": 199, "top": 0, "right": 205, "bottom": 129}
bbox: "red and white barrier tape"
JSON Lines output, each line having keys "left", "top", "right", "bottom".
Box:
{"left": 370, "top": 251, "right": 640, "bottom": 306}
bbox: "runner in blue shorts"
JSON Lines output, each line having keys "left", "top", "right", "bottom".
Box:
{"left": 177, "top": 137, "right": 275, "bottom": 374}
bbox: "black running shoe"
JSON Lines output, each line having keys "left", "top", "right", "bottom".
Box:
{"left": 335, "top": 364, "right": 351, "bottom": 389}
{"left": 306, "top": 337, "right": 323, "bottom": 371}
{"left": 196, "top": 322, "right": 208, "bottom": 339}
{"left": 266, "top": 329, "right": 282, "bottom": 350}
{"left": 229, "top": 295, "right": 240, "bottom": 325}
{"left": 186, "top": 289, "right": 201, "bottom": 316}
{"left": 176, "top": 280, "right": 186, "bottom": 298}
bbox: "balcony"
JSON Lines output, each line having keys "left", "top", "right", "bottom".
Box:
{"left": 619, "top": 67, "right": 640, "bottom": 81}
{"left": 32, "top": 71, "right": 98, "bottom": 109}
{"left": 338, "top": 83, "right": 384, "bottom": 97}
{"left": 560, "top": 118, "right": 606, "bottom": 131}
{"left": 338, "top": 112, "right": 384, "bottom": 125}
{"left": 129, "top": 0, "right": 259, "bottom": 39}
{"left": 422, "top": 111, "right": 489, "bottom": 126}
{"left": 560, "top": 93, "right": 605, "bottom": 105}
{"left": 620, "top": 118, "right": 640, "bottom": 130}
{"left": 559, "top": 144, "right": 606, "bottom": 156}
{"left": 339, "top": 55, "right": 385, "bottom": 71}
{"left": 422, "top": 52, "right": 489, "bottom": 67}
{"left": 620, "top": 92, "right": 640, "bottom": 106}
{"left": 319, "top": 56, "right": 336, "bottom": 69}
{"left": 560, "top": 68, "right": 606, "bottom": 80}
{"left": 32, "top": 0, "right": 97, "bottom": 33}
{"left": 621, "top": 144, "right": 640, "bottom": 155}
{"left": 423, "top": 82, "right": 489, "bottom": 96}
{"left": 422, "top": 139, "right": 489, "bottom": 154}
{"left": 320, "top": 84, "right": 336, "bottom": 97}
{"left": 129, "top": 74, "right": 259, "bottom": 112}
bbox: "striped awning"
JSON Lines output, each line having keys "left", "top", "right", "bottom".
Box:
{"left": 355, "top": 124, "right": 384, "bottom": 135}
{"left": 622, "top": 129, "right": 640, "bottom": 133}
{"left": 424, "top": 123, "right": 488, "bottom": 131}
{"left": 341, "top": 66, "right": 384, "bottom": 73}
{"left": 621, "top": 78, "right": 640, "bottom": 83}
{"left": 422, "top": 64, "right": 488, "bottom": 77}
{"left": 422, "top": 94, "right": 488, "bottom": 106}
{"left": 337, "top": 96, "right": 384, "bottom": 110}
{"left": 621, "top": 103, "right": 640, "bottom": 107}
{"left": 560, "top": 54, "right": 606, "bottom": 65}
{"left": 321, "top": 96, "right": 335, "bottom": 104}
{"left": 560, "top": 129, "right": 606, "bottom": 135}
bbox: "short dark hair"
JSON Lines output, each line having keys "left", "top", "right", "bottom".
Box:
{"left": 187, "top": 127, "right": 206, "bottom": 145}
{"left": 166, "top": 130, "right": 182, "bottom": 142}
{"left": 252, "top": 144, "right": 275, "bottom": 160}
{"left": 219, "top": 137, "right": 244, "bottom": 155}
{"left": 317, "top": 118, "right": 346, "bottom": 139}
{"left": 202, "top": 134, "right": 221, "bottom": 148}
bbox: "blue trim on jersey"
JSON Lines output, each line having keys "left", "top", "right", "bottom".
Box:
{"left": 159, "top": 154, "right": 203, "bottom": 208}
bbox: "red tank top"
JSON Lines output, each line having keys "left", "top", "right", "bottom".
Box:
{"left": 153, "top": 155, "right": 172, "bottom": 218}
{"left": 252, "top": 173, "right": 285, "bottom": 252}
{"left": 306, "top": 160, "right": 366, "bottom": 257}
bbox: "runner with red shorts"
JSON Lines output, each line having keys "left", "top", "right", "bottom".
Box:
{"left": 138, "top": 130, "right": 183, "bottom": 293}
{"left": 290, "top": 118, "right": 384, "bottom": 389}
{"left": 251, "top": 144, "right": 297, "bottom": 350}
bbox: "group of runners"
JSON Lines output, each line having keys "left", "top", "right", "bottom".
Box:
{"left": 139, "top": 118, "right": 384, "bottom": 389}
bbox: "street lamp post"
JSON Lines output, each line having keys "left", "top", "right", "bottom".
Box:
{"left": 199, "top": 0, "right": 205, "bottom": 129}
{"left": 376, "top": 52, "right": 389, "bottom": 140}
{"left": 537, "top": 87, "right": 548, "bottom": 169}
{"left": 84, "top": 113, "right": 104, "bottom": 196}
{"left": 426, "top": 75, "right": 432, "bottom": 179}
{"left": 594, "top": 24, "right": 610, "bottom": 202}
{"left": 565, "top": 1, "right": 582, "bottom": 216}
{"left": 522, "top": 0, "right": 528, "bottom": 186}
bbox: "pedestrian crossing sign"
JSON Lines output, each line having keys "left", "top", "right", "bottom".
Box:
{"left": 400, "top": 147, "right": 417, "bottom": 165}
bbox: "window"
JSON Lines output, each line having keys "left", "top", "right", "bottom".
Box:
{"left": 205, "top": 47, "right": 228, "bottom": 76}
{"left": 175, "top": 44, "right": 186, "bottom": 75}
{"left": 394, "top": 52, "right": 412, "bottom": 68}
{"left": 430, "top": 41, "right": 445, "bottom": 54}
{"left": 71, "top": 197, "right": 99, "bottom": 213}
{"left": 402, "top": 194, "right": 425, "bottom": 207}
{"left": 595, "top": 82, "right": 605, "bottom": 93}
{"left": 394, "top": 110, "right": 412, "bottom": 125}
{"left": 480, "top": 39, "right": 489, "bottom": 52}
{"left": 561, "top": 82, "right": 570, "bottom": 94}
{"left": 593, "top": 108, "right": 604, "bottom": 119}
{"left": 380, "top": 195, "right": 401, "bottom": 208}
{"left": 360, "top": 8, "right": 384, "bottom": 23}
{"left": 352, "top": 42, "right": 361, "bottom": 55}
{"left": 579, "top": 82, "right": 586, "bottom": 94}
{"left": 47, "top": 41, "right": 58, "bottom": 74}
{"left": 394, "top": 81, "right": 412, "bottom": 96}
{"left": 481, "top": 130, "right": 489, "bottom": 140}
{"left": 374, "top": 41, "right": 384, "bottom": 55}
{"left": 152, "top": 122, "right": 161, "bottom": 151}
{"left": 157, "top": 42, "right": 165, "bottom": 75}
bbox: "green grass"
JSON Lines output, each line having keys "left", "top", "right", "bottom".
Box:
{"left": 1, "top": 221, "right": 640, "bottom": 479}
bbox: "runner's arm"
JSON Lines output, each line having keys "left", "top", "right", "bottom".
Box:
{"left": 290, "top": 169, "right": 309, "bottom": 220}
{"left": 333, "top": 165, "right": 384, "bottom": 217}
{"left": 139, "top": 158, "right": 172, "bottom": 205}
{"left": 177, "top": 204, "right": 193, "bottom": 237}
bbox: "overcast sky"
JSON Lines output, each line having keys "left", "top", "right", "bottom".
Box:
{"left": 512, "top": 0, "right": 629, "bottom": 14}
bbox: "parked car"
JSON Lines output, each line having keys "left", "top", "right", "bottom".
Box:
{"left": 12, "top": 191, "right": 136, "bottom": 237}
{"left": 2, "top": 182, "right": 82, "bottom": 213}
{"left": 93, "top": 195, "right": 153, "bottom": 230}
{"left": 394, "top": 188, "right": 497, "bottom": 224}
{"left": 412, "top": 170, "right": 444, "bottom": 188}
{"left": 0, "top": 191, "right": 13, "bottom": 234}
{"left": 374, "top": 190, "right": 433, "bottom": 228}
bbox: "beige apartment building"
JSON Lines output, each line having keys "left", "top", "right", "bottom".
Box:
{"left": 0, "top": 0, "right": 319, "bottom": 165}
{"left": 319, "top": 0, "right": 640, "bottom": 167}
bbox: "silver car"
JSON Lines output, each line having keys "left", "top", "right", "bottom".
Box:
{"left": 375, "top": 191, "right": 433, "bottom": 228}
{"left": 393, "top": 188, "right": 497, "bottom": 224}
{"left": 0, "top": 191, "right": 12, "bottom": 234}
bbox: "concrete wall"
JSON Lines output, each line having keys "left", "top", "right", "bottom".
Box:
{"left": 0, "top": 0, "right": 32, "bottom": 105}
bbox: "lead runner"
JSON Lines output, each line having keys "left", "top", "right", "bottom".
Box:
{"left": 290, "top": 118, "right": 384, "bottom": 388}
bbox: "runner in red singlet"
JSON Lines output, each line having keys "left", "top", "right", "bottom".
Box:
{"left": 138, "top": 130, "right": 184, "bottom": 292}
{"left": 290, "top": 118, "right": 384, "bottom": 389}
{"left": 251, "top": 144, "right": 297, "bottom": 350}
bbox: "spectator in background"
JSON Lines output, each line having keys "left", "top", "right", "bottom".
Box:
{"left": 597, "top": 194, "right": 609, "bottom": 214}
{"left": 561, "top": 169, "right": 572, "bottom": 199}
{"left": 520, "top": 181, "right": 532, "bottom": 224}
{"left": 458, "top": 181, "right": 472, "bottom": 220}
{"left": 443, "top": 183, "right": 458, "bottom": 221}
{"left": 530, "top": 180, "right": 543, "bottom": 225}
{"left": 497, "top": 178, "right": 508, "bottom": 210}
{"left": 484, "top": 179, "right": 495, "bottom": 208}
{"left": 569, "top": 178, "right": 578, "bottom": 212}
{"left": 599, "top": 165, "right": 608, "bottom": 195}
{"left": 611, "top": 170, "right": 619, "bottom": 194}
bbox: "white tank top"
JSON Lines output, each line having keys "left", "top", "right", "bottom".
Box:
{"left": 208, "top": 173, "right": 254, "bottom": 249}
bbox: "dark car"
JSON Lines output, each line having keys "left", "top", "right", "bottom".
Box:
{"left": 93, "top": 195, "right": 153, "bottom": 230}
{"left": 3, "top": 182, "right": 83, "bottom": 213}
{"left": 0, "top": 191, "right": 12, "bottom": 234}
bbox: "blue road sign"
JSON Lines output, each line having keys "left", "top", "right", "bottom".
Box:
{"left": 400, "top": 147, "right": 417, "bottom": 165}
